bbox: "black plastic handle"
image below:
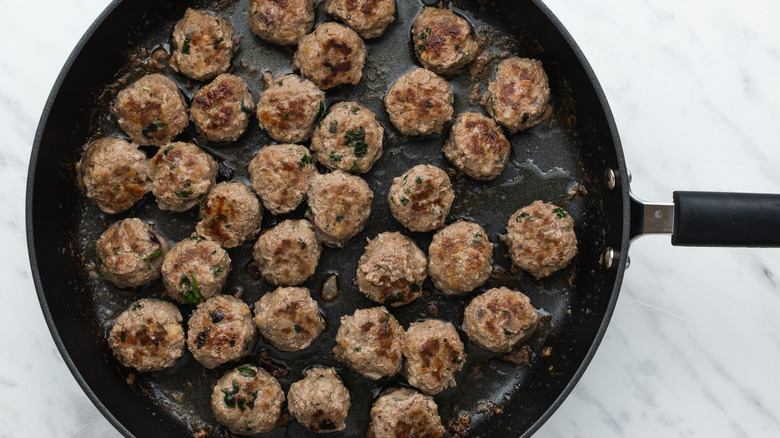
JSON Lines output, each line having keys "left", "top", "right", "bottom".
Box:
{"left": 672, "top": 191, "right": 780, "bottom": 247}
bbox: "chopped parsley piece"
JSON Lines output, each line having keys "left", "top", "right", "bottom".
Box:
{"left": 277, "top": 80, "right": 284, "bottom": 87}
{"left": 472, "top": 233, "right": 484, "bottom": 244}
{"left": 155, "top": 321, "right": 166, "bottom": 333}
{"left": 317, "top": 107, "right": 332, "bottom": 128}
{"left": 400, "top": 197, "right": 410, "bottom": 206}
{"left": 301, "top": 192, "right": 309, "bottom": 203}
{"left": 454, "top": 44, "right": 460, "bottom": 51}
{"left": 521, "top": 112, "right": 530, "bottom": 124}
{"left": 242, "top": 391, "right": 258, "bottom": 411}
{"left": 212, "top": 265, "right": 223, "bottom": 277}
{"left": 354, "top": 346, "right": 362, "bottom": 352}
{"left": 417, "top": 43, "right": 427, "bottom": 53}
{"left": 351, "top": 106, "right": 360, "bottom": 114}
{"left": 329, "top": 151, "right": 342, "bottom": 162}
{"left": 174, "top": 179, "right": 193, "bottom": 198}
{"left": 335, "top": 215, "right": 345, "bottom": 222}
{"left": 143, "top": 250, "right": 162, "bottom": 260}
{"left": 179, "top": 273, "right": 204, "bottom": 304}
{"left": 162, "top": 145, "right": 175, "bottom": 156}
{"left": 300, "top": 153, "right": 313, "bottom": 169}
{"left": 240, "top": 102, "right": 253, "bottom": 114}
{"left": 552, "top": 207, "right": 567, "bottom": 219}
{"left": 452, "top": 352, "right": 461, "bottom": 363}
{"left": 503, "top": 328, "right": 512, "bottom": 336}
{"left": 298, "top": 238, "right": 307, "bottom": 249}
{"left": 425, "top": 101, "right": 433, "bottom": 108}
{"left": 502, "top": 310, "right": 510, "bottom": 316}
{"left": 237, "top": 365, "right": 258, "bottom": 378}
{"left": 131, "top": 302, "right": 144, "bottom": 311}
{"left": 142, "top": 120, "right": 168, "bottom": 139}
{"left": 222, "top": 379, "right": 239, "bottom": 409}
{"left": 516, "top": 212, "right": 530, "bottom": 222}
{"left": 315, "top": 101, "right": 325, "bottom": 121}
{"left": 384, "top": 293, "right": 406, "bottom": 305}
{"left": 404, "top": 186, "right": 412, "bottom": 194}
{"left": 181, "top": 35, "right": 191, "bottom": 55}
{"left": 415, "top": 176, "right": 422, "bottom": 184}
{"left": 350, "top": 160, "right": 361, "bottom": 174}
{"left": 294, "top": 324, "right": 302, "bottom": 334}
{"left": 329, "top": 120, "right": 338, "bottom": 134}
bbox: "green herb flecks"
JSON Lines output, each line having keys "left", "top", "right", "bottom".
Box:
{"left": 243, "top": 391, "right": 258, "bottom": 411}
{"left": 521, "top": 112, "right": 530, "bottom": 124}
{"left": 415, "top": 176, "right": 422, "bottom": 184}
{"left": 516, "top": 212, "right": 530, "bottom": 222}
{"left": 503, "top": 328, "right": 512, "bottom": 337}
{"left": 350, "top": 161, "right": 361, "bottom": 174}
{"left": 294, "top": 324, "right": 302, "bottom": 334}
{"left": 298, "top": 238, "right": 307, "bottom": 249}
{"left": 300, "top": 153, "right": 313, "bottom": 169}
{"left": 344, "top": 126, "right": 368, "bottom": 158}
{"left": 552, "top": 207, "right": 567, "bottom": 219}
{"left": 335, "top": 215, "right": 345, "bottom": 222}
{"left": 350, "top": 106, "right": 360, "bottom": 114}
{"left": 329, "top": 151, "right": 342, "bottom": 162}
{"left": 452, "top": 351, "right": 462, "bottom": 364}
{"left": 181, "top": 35, "right": 191, "bottom": 55}
{"left": 131, "top": 301, "right": 144, "bottom": 311}
{"left": 318, "top": 107, "right": 332, "bottom": 128}
{"left": 222, "top": 379, "right": 239, "bottom": 409}
{"left": 315, "top": 101, "right": 325, "bottom": 121}
{"left": 163, "top": 145, "right": 175, "bottom": 156}
{"left": 400, "top": 198, "right": 410, "bottom": 206}
{"left": 174, "top": 179, "right": 193, "bottom": 198}
{"left": 143, "top": 250, "right": 162, "bottom": 260}
{"left": 155, "top": 321, "right": 167, "bottom": 333}
{"left": 142, "top": 120, "right": 168, "bottom": 139}
{"left": 301, "top": 192, "right": 309, "bottom": 203}
{"left": 212, "top": 265, "right": 223, "bottom": 277}
{"left": 240, "top": 102, "right": 253, "bottom": 114}
{"left": 472, "top": 233, "right": 484, "bottom": 245}
{"left": 329, "top": 120, "right": 338, "bottom": 134}
{"left": 237, "top": 365, "right": 258, "bottom": 378}
{"left": 179, "top": 272, "right": 204, "bottom": 304}
{"left": 213, "top": 37, "right": 224, "bottom": 50}
{"left": 354, "top": 346, "right": 362, "bottom": 352}
{"left": 383, "top": 293, "right": 406, "bottom": 305}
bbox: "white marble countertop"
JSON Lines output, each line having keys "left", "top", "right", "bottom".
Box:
{"left": 2, "top": 0, "right": 780, "bottom": 436}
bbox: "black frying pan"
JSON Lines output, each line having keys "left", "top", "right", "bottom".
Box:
{"left": 26, "top": 0, "right": 780, "bottom": 437}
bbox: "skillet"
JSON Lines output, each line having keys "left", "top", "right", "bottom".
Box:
{"left": 26, "top": 0, "right": 780, "bottom": 437}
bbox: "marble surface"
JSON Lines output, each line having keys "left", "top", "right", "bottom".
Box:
{"left": 3, "top": 0, "right": 780, "bottom": 436}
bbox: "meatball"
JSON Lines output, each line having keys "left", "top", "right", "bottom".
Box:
{"left": 484, "top": 57, "right": 551, "bottom": 133}
{"left": 356, "top": 232, "right": 427, "bottom": 307}
{"left": 196, "top": 182, "right": 262, "bottom": 248}
{"left": 257, "top": 74, "right": 325, "bottom": 144}
{"left": 402, "top": 319, "right": 466, "bottom": 395}
{"left": 428, "top": 220, "right": 493, "bottom": 295}
{"left": 77, "top": 137, "right": 151, "bottom": 215}
{"left": 387, "top": 165, "right": 454, "bottom": 232}
{"left": 211, "top": 364, "right": 284, "bottom": 435}
{"left": 187, "top": 295, "right": 256, "bottom": 369}
{"left": 305, "top": 171, "right": 373, "bottom": 247}
{"left": 292, "top": 22, "right": 367, "bottom": 90}
{"left": 248, "top": 0, "right": 315, "bottom": 46}
{"left": 443, "top": 112, "right": 511, "bottom": 181}
{"left": 95, "top": 218, "right": 169, "bottom": 289}
{"left": 169, "top": 9, "right": 235, "bottom": 81}
{"left": 111, "top": 74, "right": 189, "bottom": 146}
{"left": 311, "top": 102, "right": 384, "bottom": 174}
{"left": 411, "top": 7, "right": 479, "bottom": 76}
{"left": 253, "top": 287, "right": 325, "bottom": 352}
{"left": 383, "top": 68, "right": 453, "bottom": 136}
{"left": 253, "top": 219, "right": 321, "bottom": 286}
{"left": 506, "top": 201, "right": 578, "bottom": 279}
{"left": 161, "top": 236, "right": 231, "bottom": 304}
{"left": 332, "top": 306, "right": 404, "bottom": 380}
{"left": 324, "top": 0, "right": 395, "bottom": 39}
{"left": 107, "top": 298, "right": 185, "bottom": 372}
{"left": 190, "top": 74, "right": 254, "bottom": 142}
{"left": 149, "top": 142, "right": 218, "bottom": 212}
{"left": 369, "top": 388, "right": 445, "bottom": 438}
{"left": 463, "top": 287, "right": 540, "bottom": 353}
{"left": 248, "top": 144, "right": 317, "bottom": 215}
{"left": 288, "top": 367, "right": 351, "bottom": 433}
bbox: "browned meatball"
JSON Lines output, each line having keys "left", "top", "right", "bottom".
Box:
{"left": 484, "top": 57, "right": 551, "bottom": 133}
{"left": 248, "top": 0, "right": 315, "bottom": 46}
{"left": 190, "top": 74, "right": 254, "bottom": 142}
{"left": 292, "top": 22, "right": 367, "bottom": 90}
{"left": 324, "top": 0, "right": 395, "bottom": 39}
{"left": 402, "top": 319, "right": 465, "bottom": 395}
{"left": 506, "top": 201, "right": 577, "bottom": 279}
{"left": 111, "top": 74, "right": 189, "bottom": 146}
{"left": 149, "top": 142, "right": 218, "bottom": 212}
{"left": 211, "top": 364, "right": 285, "bottom": 435}
{"left": 311, "top": 102, "right": 384, "bottom": 174}
{"left": 77, "top": 137, "right": 151, "bottom": 215}
{"left": 161, "top": 236, "right": 231, "bottom": 304}
{"left": 253, "top": 219, "right": 321, "bottom": 286}
{"left": 288, "top": 367, "right": 351, "bottom": 433}
{"left": 387, "top": 164, "right": 454, "bottom": 232}
{"left": 196, "top": 182, "right": 262, "bottom": 248}
{"left": 462, "top": 287, "right": 540, "bottom": 353}
{"left": 248, "top": 144, "right": 317, "bottom": 215}
{"left": 356, "top": 232, "right": 427, "bottom": 307}
{"left": 169, "top": 9, "right": 235, "bottom": 81}
{"left": 187, "top": 295, "right": 256, "bottom": 369}
{"left": 107, "top": 298, "right": 185, "bottom": 372}
{"left": 369, "top": 387, "right": 445, "bottom": 438}
{"left": 256, "top": 74, "right": 325, "bottom": 143}
{"left": 428, "top": 220, "right": 493, "bottom": 295}
{"left": 384, "top": 68, "right": 453, "bottom": 136}
{"left": 305, "top": 171, "right": 373, "bottom": 247}
{"left": 333, "top": 306, "right": 404, "bottom": 380}
{"left": 95, "top": 218, "right": 169, "bottom": 289}
{"left": 411, "top": 7, "right": 479, "bottom": 76}
{"left": 253, "top": 286, "right": 325, "bottom": 351}
{"left": 443, "top": 112, "right": 510, "bottom": 181}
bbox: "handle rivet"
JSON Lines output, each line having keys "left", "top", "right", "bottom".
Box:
{"left": 605, "top": 168, "right": 616, "bottom": 190}
{"left": 601, "top": 247, "right": 615, "bottom": 269}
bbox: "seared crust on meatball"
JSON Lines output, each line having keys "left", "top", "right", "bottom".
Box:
{"left": 357, "top": 232, "right": 427, "bottom": 307}
{"left": 77, "top": 137, "right": 151, "bottom": 215}
{"left": 311, "top": 102, "right": 384, "bottom": 174}
{"left": 484, "top": 57, "right": 551, "bottom": 133}
{"left": 211, "top": 365, "right": 285, "bottom": 435}
{"left": 507, "top": 201, "right": 577, "bottom": 279}
{"left": 387, "top": 165, "right": 454, "bottom": 232}
{"left": 107, "top": 298, "right": 185, "bottom": 372}
{"left": 463, "top": 287, "right": 540, "bottom": 353}
{"left": 253, "top": 287, "right": 325, "bottom": 351}
{"left": 253, "top": 219, "right": 321, "bottom": 286}
{"left": 288, "top": 367, "right": 351, "bottom": 433}
{"left": 333, "top": 306, "right": 404, "bottom": 380}
{"left": 305, "top": 171, "right": 373, "bottom": 247}
{"left": 384, "top": 68, "right": 453, "bottom": 136}
{"left": 190, "top": 74, "right": 254, "bottom": 142}
{"left": 149, "top": 142, "right": 218, "bottom": 212}
{"left": 325, "top": 0, "right": 396, "bottom": 39}
{"left": 187, "top": 295, "right": 256, "bottom": 369}
{"left": 95, "top": 218, "right": 169, "bottom": 289}
{"left": 292, "top": 22, "right": 367, "bottom": 90}
{"left": 161, "top": 236, "right": 231, "bottom": 304}
{"left": 443, "top": 112, "right": 510, "bottom": 181}
{"left": 169, "top": 9, "right": 235, "bottom": 81}
{"left": 196, "top": 182, "right": 262, "bottom": 248}
{"left": 257, "top": 74, "right": 325, "bottom": 143}
{"left": 248, "top": 0, "right": 315, "bottom": 46}
{"left": 411, "top": 7, "right": 479, "bottom": 76}
{"left": 428, "top": 220, "right": 492, "bottom": 295}
{"left": 111, "top": 74, "right": 189, "bottom": 146}
{"left": 402, "top": 319, "right": 465, "bottom": 395}
{"left": 369, "top": 387, "right": 445, "bottom": 438}
{"left": 248, "top": 144, "right": 317, "bottom": 215}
